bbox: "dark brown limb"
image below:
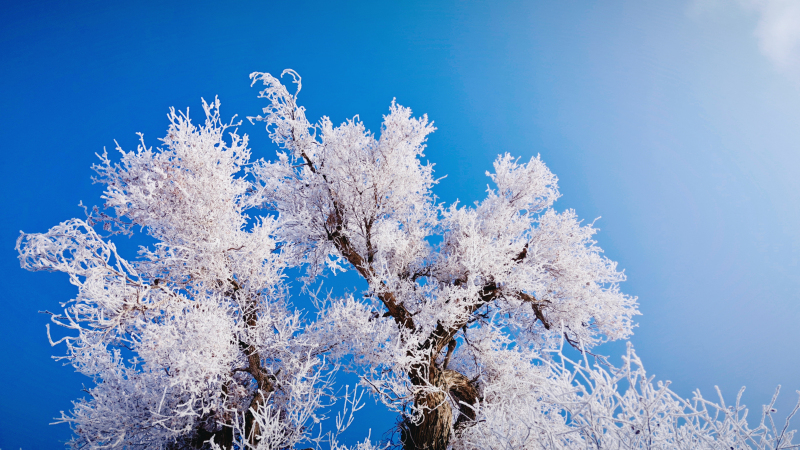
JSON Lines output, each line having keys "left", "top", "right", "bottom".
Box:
{"left": 326, "top": 214, "right": 416, "bottom": 331}
{"left": 238, "top": 299, "right": 276, "bottom": 446}
{"left": 513, "top": 242, "right": 529, "bottom": 262}
{"left": 518, "top": 292, "right": 551, "bottom": 330}
{"left": 442, "top": 339, "right": 456, "bottom": 370}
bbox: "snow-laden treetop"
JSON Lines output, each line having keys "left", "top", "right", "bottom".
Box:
{"left": 16, "top": 70, "right": 796, "bottom": 450}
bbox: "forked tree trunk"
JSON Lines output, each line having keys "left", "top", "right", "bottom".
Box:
{"left": 403, "top": 368, "right": 479, "bottom": 450}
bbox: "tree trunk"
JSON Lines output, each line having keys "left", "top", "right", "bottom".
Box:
{"left": 403, "top": 368, "right": 479, "bottom": 450}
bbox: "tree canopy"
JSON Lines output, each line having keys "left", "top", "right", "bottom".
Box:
{"left": 17, "top": 70, "right": 798, "bottom": 450}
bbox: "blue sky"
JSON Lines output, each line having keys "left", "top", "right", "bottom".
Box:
{"left": 1, "top": 1, "right": 799, "bottom": 447}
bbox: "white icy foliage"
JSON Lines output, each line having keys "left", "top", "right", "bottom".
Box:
{"left": 249, "top": 70, "right": 638, "bottom": 414}
{"left": 249, "top": 71, "right": 437, "bottom": 284}
{"left": 456, "top": 341, "right": 799, "bottom": 450}
{"left": 18, "top": 72, "right": 797, "bottom": 449}
{"left": 17, "top": 99, "right": 344, "bottom": 449}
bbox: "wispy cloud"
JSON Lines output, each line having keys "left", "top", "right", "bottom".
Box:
{"left": 745, "top": 0, "right": 800, "bottom": 71}
{"left": 691, "top": 0, "right": 800, "bottom": 76}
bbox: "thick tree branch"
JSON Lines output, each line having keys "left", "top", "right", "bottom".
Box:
{"left": 518, "top": 292, "right": 551, "bottom": 330}
{"left": 294, "top": 139, "right": 417, "bottom": 332}
{"left": 234, "top": 288, "right": 276, "bottom": 446}
{"left": 442, "top": 338, "right": 456, "bottom": 370}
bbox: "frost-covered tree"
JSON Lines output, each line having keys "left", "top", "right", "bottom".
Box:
{"left": 17, "top": 70, "right": 798, "bottom": 450}
{"left": 16, "top": 99, "right": 352, "bottom": 449}
{"left": 246, "top": 70, "right": 640, "bottom": 450}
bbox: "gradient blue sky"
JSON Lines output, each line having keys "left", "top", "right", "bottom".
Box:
{"left": 2, "top": 1, "right": 799, "bottom": 448}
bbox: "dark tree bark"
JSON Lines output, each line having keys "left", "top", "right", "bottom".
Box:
{"left": 403, "top": 368, "right": 479, "bottom": 450}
